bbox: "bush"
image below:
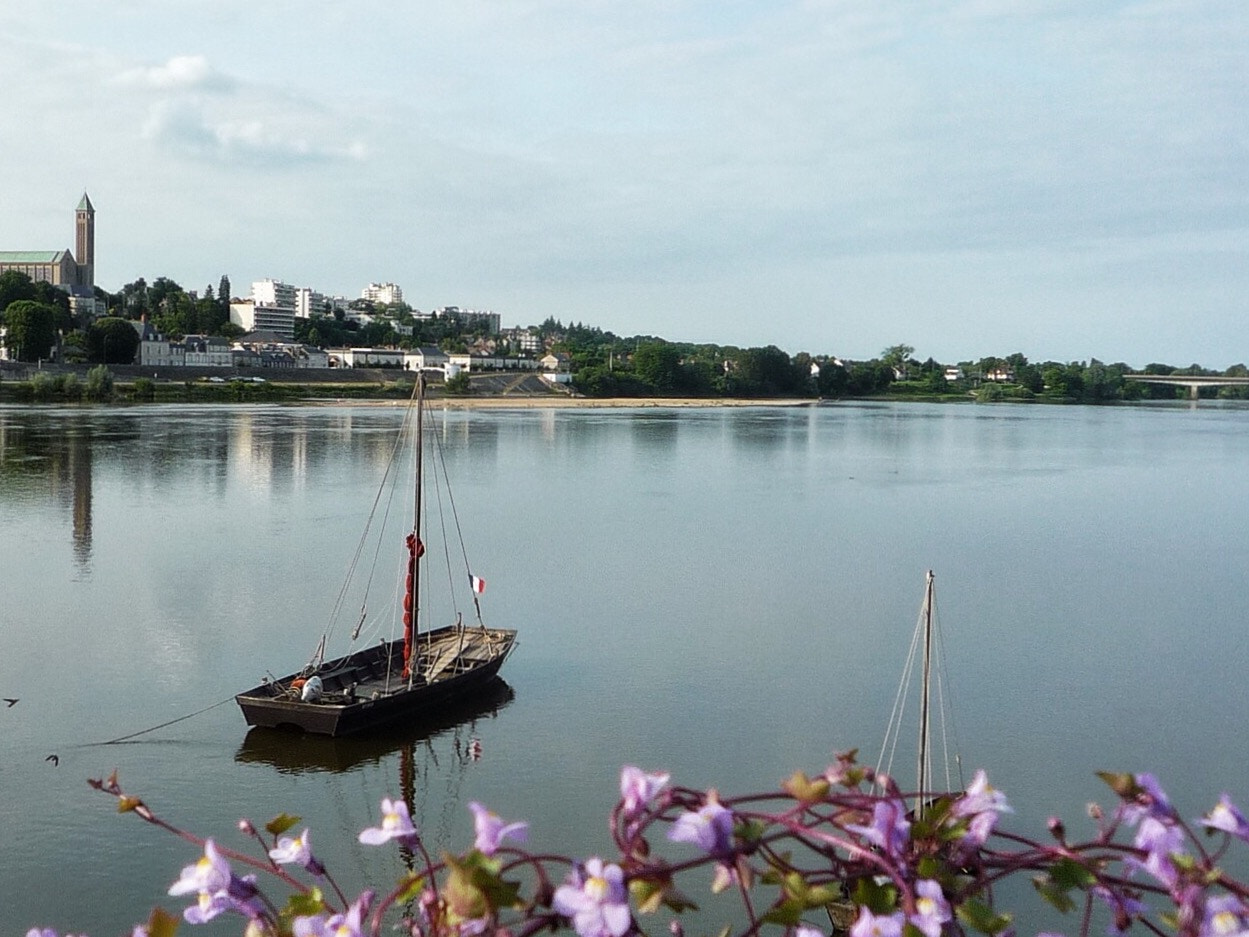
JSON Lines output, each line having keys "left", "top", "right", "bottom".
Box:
{"left": 61, "top": 373, "right": 82, "bottom": 401}
{"left": 85, "top": 365, "right": 114, "bottom": 401}
{"left": 29, "top": 371, "right": 57, "bottom": 401}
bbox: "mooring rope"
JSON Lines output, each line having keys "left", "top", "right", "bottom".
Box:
{"left": 93, "top": 695, "right": 238, "bottom": 745}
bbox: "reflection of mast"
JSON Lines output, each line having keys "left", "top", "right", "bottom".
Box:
{"left": 398, "top": 739, "right": 417, "bottom": 871}
{"left": 69, "top": 428, "right": 93, "bottom": 570}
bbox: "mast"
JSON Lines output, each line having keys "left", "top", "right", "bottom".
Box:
{"left": 402, "top": 374, "right": 426, "bottom": 679}
{"left": 916, "top": 569, "right": 934, "bottom": 816}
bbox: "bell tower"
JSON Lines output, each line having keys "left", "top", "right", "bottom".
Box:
{"left": 75, "top": 192, "right": 95, "bottom": 288}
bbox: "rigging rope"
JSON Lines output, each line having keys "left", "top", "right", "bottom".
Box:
{"left": 431, "top": 416, "right": 486, "bottom": 626}
{"left": 93, "top": 695, "right": 237, "bottom": 745}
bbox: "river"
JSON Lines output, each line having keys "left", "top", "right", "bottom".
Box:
{"left": 1, "top": 399, "right": 1246, "bottom": 934}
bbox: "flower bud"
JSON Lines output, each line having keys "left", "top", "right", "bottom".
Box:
{"left": 1047, "top": 816, "right": 1065, "bottom": 841}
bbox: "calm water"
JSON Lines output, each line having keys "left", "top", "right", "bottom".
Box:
{"left": 2, "top": 399, "right": 1247, "bottom": 933}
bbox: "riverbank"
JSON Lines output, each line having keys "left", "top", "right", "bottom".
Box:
{"left": 329, "top": 395, "right": 818, "bottom": 410}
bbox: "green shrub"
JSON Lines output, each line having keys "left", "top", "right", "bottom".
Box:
{"left": 85, "top": 365, "right": 114, "bottom": 401}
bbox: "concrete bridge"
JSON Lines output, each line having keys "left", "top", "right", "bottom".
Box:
{"left": 1123, "top": 374, "right": 1249, "bottom": 400}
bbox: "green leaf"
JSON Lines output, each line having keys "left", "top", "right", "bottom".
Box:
{"left": 1096, "top": 772, "right": 1137, "bottom": 799}
{"left": 849, "top": 877, "right": 898, "bottom": 915}
{"left": 737, "top": 817, "right": 768, "bottom": 844}
{"left": 142, "top": 907, "right": 180, "bottom": 937}
{"left": 1048, "top": 857, "right": 1097, "bottom": 890}
{"left": 762, "top": 897, "right": 808, "bottom": 926}
{"left": 396, "top": 872, "right": 425, "bottom": 905}
{"left": 1032, "top": 875, "right": 1077, "bottom": 913}
{"left": 783, "top": 771, "right": 830, "bottom": 804}
{"left": 265, "top": 812, "right": 303, "bottom": 837}
{"left": 283, "top": 888, "right": 327, "bottom": 918}
{"left": 955, "top": 898, "right": 1013, "bottom": 935}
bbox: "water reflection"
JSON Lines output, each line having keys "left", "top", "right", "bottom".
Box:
{"left": 0, "top": 410, "right": 100, "bottom": 572}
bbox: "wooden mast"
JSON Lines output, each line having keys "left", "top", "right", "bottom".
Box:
{"left": 402, "top": 374, "right": 426, "bottom": 679}
{"left": 916, "top": 569, "right": 934, "bottom": 816}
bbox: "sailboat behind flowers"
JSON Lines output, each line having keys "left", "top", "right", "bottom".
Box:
{"left": 236, "top": 373, "right": 518, "bottom": 737}
{"left": 876, "top": 570, "right": 964, "bottom": 812}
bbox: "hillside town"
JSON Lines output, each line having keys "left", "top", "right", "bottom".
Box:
{"left": 3, "top": 193, "right": 1247, "bottom": 403}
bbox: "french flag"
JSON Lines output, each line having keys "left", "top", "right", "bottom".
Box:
{"left": 469, "top": 574, "right": 486, "bottom": 595}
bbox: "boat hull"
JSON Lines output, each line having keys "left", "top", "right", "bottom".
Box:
{"left": 236, "top": 627, "right": 517, "bottom": 737}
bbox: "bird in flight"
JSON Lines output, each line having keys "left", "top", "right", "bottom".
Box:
{"left": 45, "top": 754, "right": 59, "bottom": 767}
{"left": 3, "top": 699, "right": 18, "bottom": 707}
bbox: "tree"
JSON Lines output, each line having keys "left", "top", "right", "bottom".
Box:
{"left": 148, "top": 276, "right": 183, "bottom": 312}
{"left": 2, "top": 300, "right": 58, "bottom": 361}
{"left": 86, "top": 317, "right": 141, "bottom": 364}
{"left": 0, "top": 269, "right": 37, "bottom": 311}
{"left": 881, "top": 344, "right": 915, "bottom": 370}
{"left": 633, "top": 341, "right": 683, "bottom": 393}
{"left": 816, "top": 360, "right": 850, "bottom": 397}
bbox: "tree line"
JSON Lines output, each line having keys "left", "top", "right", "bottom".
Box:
{"left": 1, "top": 270, "right": 1242, "bottom": 401}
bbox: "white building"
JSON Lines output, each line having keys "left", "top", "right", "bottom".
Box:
{"left": 404, "top": 346, "right": 450, "bottom": 372}
{"left": 183, "top": 334, "right": 233, "bottom": 367}
{"left": 295, "top": 287, "right": 327, "bottom": 318}
{"left": 361, "top": 282, "right": 404, "bottom": 305}
{"left": 230, "top": 301, "right": 296, "bottom": 340}
{"left": 328, "top": 347, "right": 406, "bottom": 368}
{"left": 252, "top": 279, "right": 297, "bottom": 309}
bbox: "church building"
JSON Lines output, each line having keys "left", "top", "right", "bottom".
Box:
{"left": 0, "top": 193, "right": 97, "bottom": 300}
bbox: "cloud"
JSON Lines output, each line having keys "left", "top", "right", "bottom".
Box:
{"left": 140, "top": 98, "right": 367, "bottom": 167}
{"left": 116, "top": 53, "right": 232, "bottom": 91}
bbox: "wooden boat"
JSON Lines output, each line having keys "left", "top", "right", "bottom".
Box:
{"left": 236, "top": 373, "right": 518, "bottom": 737}
{"left": 236, "top": 677, "right": 515, "bottom": 773}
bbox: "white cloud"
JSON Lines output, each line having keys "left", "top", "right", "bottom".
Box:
{"left": 116, "top": 53, "right": 231, "bottom": 90}
{"left": 140, "top": 97, "right": 367, "bottom": 166}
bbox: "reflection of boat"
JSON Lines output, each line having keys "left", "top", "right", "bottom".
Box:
{"left": 236, "top": 374, "right": 518, "bottom": 737}
{"left": 236, "top": 677, "right": 515, "bottom": 774}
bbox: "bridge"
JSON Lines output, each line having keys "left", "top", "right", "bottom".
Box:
{"left": 1123, "top": 374, "right": 1249, "bottom": 400}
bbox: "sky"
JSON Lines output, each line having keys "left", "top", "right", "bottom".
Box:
{"left": 1, "top": 1, "right": 1246, "bottom": 367}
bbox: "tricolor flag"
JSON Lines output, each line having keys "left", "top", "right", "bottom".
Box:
{"left": 470, "top": 574, "right": 487, "bottom": 595}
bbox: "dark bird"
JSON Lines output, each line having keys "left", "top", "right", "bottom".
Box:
{"left": 45, "top": 754, "right": 59, "bottom": 767}
{"left": 3, "top": 699, "right": 17, "bottom": 707}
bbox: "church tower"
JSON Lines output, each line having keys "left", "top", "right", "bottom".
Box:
{"left": 75, "top": 192, "right": 95, "bottom": 288}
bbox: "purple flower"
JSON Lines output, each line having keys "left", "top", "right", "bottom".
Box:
{"left": 620, "top": 766, "right": 669, "bottom": 818}
{"left": 1203, "top": 795, "right": 1249, "bottom": 842}
{"left": 359, "top": 797, "right": 419, "bottom": 847}
{"left": 1092, "top": 885, "right": 1147, "bottom": 934}
{"left": 468, "top": 801, "right": 528, "bottom": 855}
{"left": 1128, "top": 815, "right": 1186, "bottom": 891}
{"left": 909, "top": 880, "right": 951, "bottom": 937}
{"left": 1120, "top": 773, "right": 1176, "bottom": 826}
{"left": 269, "top": 828, "right": 324, "bottom": 875}
{"left": 847, "top": 798, "right": 911, "bottom": 860}
{"left": 950, "top": 770, "right": 1011, "bottom": 850}
{"left": 952, "top": 770, "right": 1012, "bottom": 819}
{"left": 553, "top": 857, "right": 631, "bottom": 937}
{"left": 848, "top": 907, "right": 905, "bottom": 937}
{"left": 668, "top": 801, "right": 733, "bottom": 855}
{"left": 293, "top": 891, "right": 373, "bottom": 937}
{"left": 168, "top": 839, "right": 249, "bottom": 924}
{"left": 1202, "top": 893, "right": 1249, "bottom": 937}
{"left": 795, "top": 927, "right": 826, "bottom": 937}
